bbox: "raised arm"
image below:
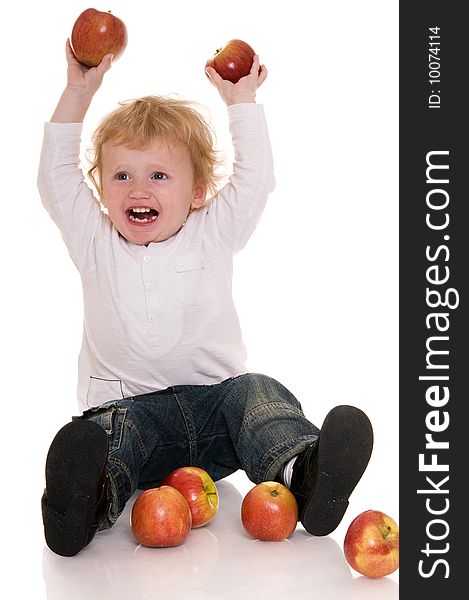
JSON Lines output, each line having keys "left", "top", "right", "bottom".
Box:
{"left": 205, "top": 56, "right": 275, "bottom": 253}
{"left": 51, "top": 39, "right": 113, "bottom": 123}
{"left": 38, "top": 41, "right": 113, "bottom": 271}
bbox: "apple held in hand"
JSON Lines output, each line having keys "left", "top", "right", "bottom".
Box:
{"left": 205, "top": 39, "right": 257, "bottom": 83}
{"left": 344, "top": 510, "right": 399, "bottom": 578}
{"left": 130, "top": 486, "right": 192, "bottom": 547}
{"left": 241, "top": 481, "right": 298, "bottom": 541}
{"left": 70, "top": 8, "right": 128, "bottom": 67}
{"left": 162, "top": 466, "right": 219, "bottom": 528}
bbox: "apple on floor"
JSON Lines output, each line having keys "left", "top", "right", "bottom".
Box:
{"left": 343, "top": 509, "right": 399, "bottom": 578}
{"left": 162, "top": 466, "right": 219, "bottom": 528}
{"left": 131, "top": 486, "right": 192, "bottom": 548}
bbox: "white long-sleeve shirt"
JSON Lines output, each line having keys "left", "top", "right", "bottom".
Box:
{"left": 38, "top": 103, "right": 275, "bottom": 413}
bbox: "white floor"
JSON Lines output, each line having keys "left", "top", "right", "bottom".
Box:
{"left": 8, "top": 470, "right": 398, "bottom": 600}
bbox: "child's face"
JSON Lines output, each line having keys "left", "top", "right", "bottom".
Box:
{"left": 100, "top": 138, "right": 206, "bottom": 245}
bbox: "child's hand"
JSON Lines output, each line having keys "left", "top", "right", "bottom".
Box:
{"left": 205, "top": 55, "right": 268, "bottom": 105}
{"left": 51, "top": 40, "right": 113, "bottom": 122}
{"left": 65, "top": 38, "right": 113, "bottom": 98}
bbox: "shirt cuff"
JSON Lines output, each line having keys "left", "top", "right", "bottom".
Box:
{"left": 227, "top": 103, "right": 264, "bottom": 117}
{"left": 43, "top": 121, "right": 83, "bottom": 137}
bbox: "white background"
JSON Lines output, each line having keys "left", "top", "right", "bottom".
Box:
{"left": 0, "top": 0, "right": 398, "bottom": 596}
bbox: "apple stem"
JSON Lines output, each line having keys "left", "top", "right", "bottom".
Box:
{"left": 382, "top": 525, "right": 392, "bottom": 540}
{"left": 271, "top": 490, "right": 279, "bottom": 497}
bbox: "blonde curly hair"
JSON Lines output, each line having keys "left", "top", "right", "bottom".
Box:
{"left": 88, "top": 95, "right": 222, "bottom": 202}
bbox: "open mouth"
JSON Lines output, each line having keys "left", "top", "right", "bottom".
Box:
{"left": 126, "top": 207, "right": 159, "bottom": 224}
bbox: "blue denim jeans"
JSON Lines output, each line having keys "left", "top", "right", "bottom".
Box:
{"left": 76, "top": 373, "right": 319, "bottom": 529}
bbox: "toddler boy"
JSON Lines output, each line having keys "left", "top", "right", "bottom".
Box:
{"left": 39, "top": 41, "right": 373, "bottom": 556}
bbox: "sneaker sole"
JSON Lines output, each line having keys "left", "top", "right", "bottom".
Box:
{"left": 300, "top": 405, "right": 373, "bottom": 536}
{"left": 42, "top": 419, "right": 108, "bottom": 556}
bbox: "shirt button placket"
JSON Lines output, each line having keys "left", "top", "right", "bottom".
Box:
{"left": 142, "top": 254, "right": 157, "bottom": 336}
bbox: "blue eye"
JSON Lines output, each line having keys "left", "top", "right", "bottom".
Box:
{"left": 151, "top": 172, "right": 167, "bottom": 180}
{"left": 116, "top": 172, "right": 130, "bottom": 180}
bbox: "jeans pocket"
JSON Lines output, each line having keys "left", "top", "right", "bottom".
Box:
{"left": 90, "top": 407, "right": 127, "bottom": 454}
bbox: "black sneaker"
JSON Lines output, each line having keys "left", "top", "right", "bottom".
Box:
{"left": 290, "top": 405, "right": 373, "bottom": 536}
{"left": 41, "top": 419, "right": 110, "bottom": 556}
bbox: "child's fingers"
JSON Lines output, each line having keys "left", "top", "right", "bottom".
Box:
{"left": 257, "top": 64, "right": 268, "bottom": 87}
{"left": 65, "top": 38, "right": 84, "bottom": 69}
{"left": 204, "top": 66, "right": 215, "bottom": 84}
{"left": 96, "top": 53, "right": 114, "bottom": 77}
{"left": 65, "top": 38, "right": 75, "bottom": 61}
{"left": 205, "top": 66, "right": 224, "bottom": 87}
{"left": 250, "top": 55, "right": 267, "bottom": 87}
{"left": 250, "top": 54, "right": 260, "bottom": 76}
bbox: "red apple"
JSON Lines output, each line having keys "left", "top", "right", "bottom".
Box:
{"left": 343, "top": 510, "right": 399, "bottom": 578}
{"left": 241, "top": 481, "right": 298, "bottom": 541}
{"left": 70, "top": 8, "right": 128, "bottom": 67}
{"left": 205, "top": 39, "right": 257, "bottom": 83}
{"left": 162, "top": 466, "right": 219, "bottom": 528}
{"left": 130, "top": 486, "right": 192, "bottom": 547}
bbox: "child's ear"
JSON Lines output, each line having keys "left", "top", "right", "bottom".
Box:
{"left": 191, "top": 183, "right": 207, "bottom": 209}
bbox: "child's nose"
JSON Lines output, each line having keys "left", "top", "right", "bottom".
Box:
{"left": 129, "top": 182, "right": 151, "bottom": 199}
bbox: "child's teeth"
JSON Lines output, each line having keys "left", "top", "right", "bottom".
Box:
{"left": 129, "top": 213, "right": 158, "bottom": 223}
{"left": 128, "top": 204, "right": 158, "bottom": 223}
